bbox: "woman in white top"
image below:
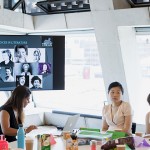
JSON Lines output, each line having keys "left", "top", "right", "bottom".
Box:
{"left": 145, "top": 93, "right": 150, "bottom": 134}
{"left": 102, "top": 81, "right": 132, "bottom": 134}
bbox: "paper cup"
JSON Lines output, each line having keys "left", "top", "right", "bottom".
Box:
{"left": 135, "top": 132, "right": 143, "bottom": 137}
{"left": 62, "top": 131, "right": 71, "bottom": 140}
{"left": 25, "top": 137, "right": 34, "bottom": 150}
{"left": 116, "top": 145, "right": 125, "bottom": 150}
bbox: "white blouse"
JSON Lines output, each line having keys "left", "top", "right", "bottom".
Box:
{"left": 102, "top": 101, "right": 132, "bottom": 131}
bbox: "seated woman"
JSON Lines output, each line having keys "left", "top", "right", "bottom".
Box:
{"left": 102, "top": 81, "right": 133, "bottom": 134}
{"left": 145, "top": 93, "right": 150, "bottom": 134}
{"left": 0, "top": 86, "right": 37, "bottom": 142}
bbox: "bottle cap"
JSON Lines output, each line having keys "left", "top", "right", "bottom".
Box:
{"left": 0, "top": 135, "right": 4, "bottom": 141}
{"left": 90, "top": 140, "right": 97, "bottom": 146}
{"left": 18, "top": 124, "right": 23, "bottom": 127}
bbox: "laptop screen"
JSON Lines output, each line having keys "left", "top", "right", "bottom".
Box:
{"left": 63, "top": 114, "right": 80, "bottom": 132}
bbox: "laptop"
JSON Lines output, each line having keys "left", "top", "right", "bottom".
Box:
{"left": 53, "top": 114, "right": 80, "bottom": 136}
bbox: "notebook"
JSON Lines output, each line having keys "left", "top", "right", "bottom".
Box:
{"left": 53, "top": 114, "right": 80, "bottom": 136}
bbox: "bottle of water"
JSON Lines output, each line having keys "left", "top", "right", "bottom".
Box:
{"left": 17, "top": 124, "right": 25, "bottom": 149}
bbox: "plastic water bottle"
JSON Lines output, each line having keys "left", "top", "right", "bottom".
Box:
{"left": 17, "top": 124, "right": 25, "bottom": 149}
{"left": 0, "top": 135, "right": 8, "bottom": 150}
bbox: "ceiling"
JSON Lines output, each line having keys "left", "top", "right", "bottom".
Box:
{"left": 5, "top": 0, "right": 90, "bottom": 16}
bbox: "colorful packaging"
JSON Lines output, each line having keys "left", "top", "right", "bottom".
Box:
{"left": 36, "top": 134, "right": 56, "bottom": 150}
{"left": 101, "top": 136, "right": 135, "bottom": 150}
{"left": 41, "top": 134, "right": 51, "bottom": 150}
{"left": 66, "top": 133, "right": 78, "bottom": 150}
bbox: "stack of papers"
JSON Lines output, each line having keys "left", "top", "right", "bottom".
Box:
{"left": 77, "top": 128, "right": 112, "bottom": 140}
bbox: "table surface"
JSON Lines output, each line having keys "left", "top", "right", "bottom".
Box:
{"left": 8, "top": 126, "right": 150, "bottom": 150}
{"left": 9, "top": 137, "right": 100, "bottom": 150}
{"left": 9, "top": 137, "right": 150, "bottom": 150}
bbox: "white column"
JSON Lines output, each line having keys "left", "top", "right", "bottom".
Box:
{"left": 118, "top": 27, "right": 143, "bottom": 123}
{"left": 89, "top": 0, "right": 129, "bottom": 101}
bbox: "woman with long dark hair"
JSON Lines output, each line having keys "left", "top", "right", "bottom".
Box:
{"left": 0, "top": 86, "right": 37, "bottom": 142}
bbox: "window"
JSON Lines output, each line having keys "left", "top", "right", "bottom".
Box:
{"left": 33, "top": 33, "right": 106, "bottom": 116}
{"left": 133, "top": 34, "right": 150, "bottom": 124}
{"left": 0, "top": 91, "right": 34, "bottom": 111}
{"left": 0, "top": 92, "right": 9, "bottom": 106}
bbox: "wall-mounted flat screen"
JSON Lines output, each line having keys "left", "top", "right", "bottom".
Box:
{"left": 0, "top": 35, "right": 65, "bottom": 91}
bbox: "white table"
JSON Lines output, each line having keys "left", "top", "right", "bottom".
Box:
{"left": 9, "top": 137, "right": 101, "bottom": 150}
{"left": 8, "top": 126, "right": 150, "bottom": 150}
{"left": 9, "top": 137, "right": 150, "bottom": 150}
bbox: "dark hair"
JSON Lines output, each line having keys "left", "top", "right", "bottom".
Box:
{"left": 147, "top": 93, "right": 150, "bottom": 105}
{"left": 108, "top": 81, "right": 124, "bottom": 94}
{"left": 31, "top": 76, "right": 41, "bottom": 85}
{"left": 3, "top": 86, "right": 31, "bottom": 123}
{"left": 33, "top": 49, "right": 41, "bottom": 58}
{"left": 15, "top": 45, "right": 28, "bottom": 55}
{"left": 16, "top": 75, "right": 25, "bottom": 83}
{"left": 40, "top": 63, "right": 51, "bottom": 73}
{"left": 2, "top": 49, "right": 12, "bottom": 60}
{"left": 5, "top": 67, "right": 12, "bottom": 72}
{"left": 16, "top": 76, "right": 29, "bottom": 87}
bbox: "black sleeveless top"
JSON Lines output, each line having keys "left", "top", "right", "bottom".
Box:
{"left": 0, "top": 106, "right": 19, "bottom": 142}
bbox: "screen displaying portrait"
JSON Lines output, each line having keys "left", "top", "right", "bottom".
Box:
{"left": 0, "top": 35, "right": 65, "bottom": 91}
{"left": 0, "top": 49, "right": 14, "bottom": 67}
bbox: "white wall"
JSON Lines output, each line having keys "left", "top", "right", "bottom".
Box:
{"left": 0, "top": 9, "right": 34, "bottom": 33}
{"left": 89, "top": 0, "right": 129, "bottom": 101}
{"left": 118, "top": 27, "right": 143, "bottom": 123}
{"left": 33, "top": 12, "right": 93, "bottom": 32}
{"left": 0, "top": 8, "right": 93, "bottom": 33}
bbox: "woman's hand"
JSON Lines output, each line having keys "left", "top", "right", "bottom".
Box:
{"left": 25, "top": 125, "right": 38, "bottom": 133}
